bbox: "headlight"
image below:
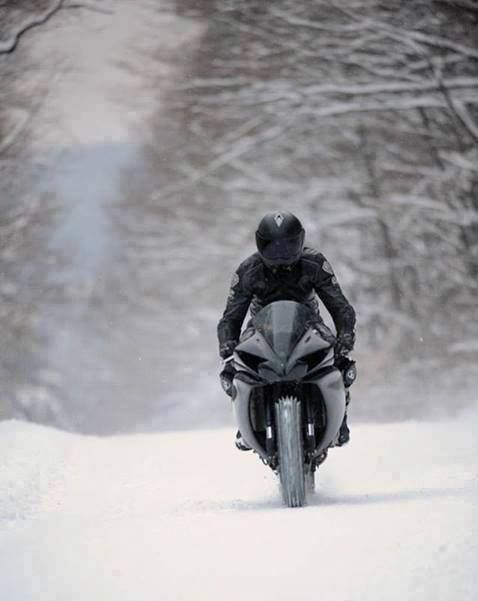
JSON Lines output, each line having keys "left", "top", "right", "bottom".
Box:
{"left": 302, "top": 348, "right": 329, "bottom": 371}
{"left": 236, "top": 350, "right": 265, "bottom": 371}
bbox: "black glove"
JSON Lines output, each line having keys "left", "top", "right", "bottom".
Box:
{"left": 335, "top": 332, "right": 355, "bottom": 357}
{"left": 219, "top": 340, "right": 237, "bottom": 360}
{"left": 220, "top": 360, "right": 236, "bottom": 397}
{"left": 334, "top": 354, "right": 358, "bottom": 387}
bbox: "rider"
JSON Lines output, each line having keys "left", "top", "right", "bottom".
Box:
{"left": 218, "top": 211, "right": 356, "bottom": 449}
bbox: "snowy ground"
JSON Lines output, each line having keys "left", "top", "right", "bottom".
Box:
{"left": 0, "top": 412, "right": 476, "bottom": 601}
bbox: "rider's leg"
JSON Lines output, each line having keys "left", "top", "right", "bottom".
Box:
{"left": 333, "top": 355, "right": 357, "bottom": 447}
{"left": 221, "top": 361, "right": 253, "bottom": 451}
{"left": 335, "top": 389, "right": 351, "bottom": 446}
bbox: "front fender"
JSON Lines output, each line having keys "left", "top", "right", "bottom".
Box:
{"left": 307, "top": 368, "right": 346, "bottom": 454}
{"left": 232, "top": 378, "right": 268, "bottom": 461}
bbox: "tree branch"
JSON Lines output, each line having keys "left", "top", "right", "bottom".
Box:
{"left": 270, "top": 8, "right": 373, "bottom": 33}
{"left": 368, "top": 20, "right": 478, "bottom": 60}
{"left": 303, "top": 77, "right": 478, "bottom": 98}
{"left": 0, "top": 0, "right": 64, "bottom": 54}
{"left": 431, "top": 62, "right": 478, "bottom": 144}
{"left": 0, "top": 0, "right": 112, "bottom": 54}
{"left": 332, "top": 3, "right": 478, "bottom": 60}
{"left": 433, "top": 0, "right": 478, "bottom": 10}
{"left": 62, "top": 2, "right": 112, "bottom": 15}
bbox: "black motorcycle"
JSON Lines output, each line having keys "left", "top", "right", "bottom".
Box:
{"left": 228, "top": 300, "right": 354, "bottom": 508}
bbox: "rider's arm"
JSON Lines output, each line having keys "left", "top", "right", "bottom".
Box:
{"left": 312, "top": 254, "right": 356, "bottom": 341}
{"left": 217, "top": 263, "right": 253, "bottom": 358}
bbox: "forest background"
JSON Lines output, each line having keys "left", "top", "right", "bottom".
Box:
{"left": 0, "top": 0, "right": 477, "bottom": 433}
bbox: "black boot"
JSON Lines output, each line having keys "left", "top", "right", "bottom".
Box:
{"left": 331, "top": 412, "right": 350, "bottom": 447}
{"left": 235, "top": 430, "right": 252, "bottom": 451}
{"left": 334, "top": 413, "right": 350, "bottom": 447}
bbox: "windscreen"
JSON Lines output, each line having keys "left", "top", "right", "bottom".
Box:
{"left": 252, "top": 301, "right": 313, "bottom": 359}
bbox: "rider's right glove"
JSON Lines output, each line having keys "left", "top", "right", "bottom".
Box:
{"left": 219, "top": 359, "right": 236, "bottom": 397}
{"left": 219, "top": 340, "right": 237, "bottom": 359}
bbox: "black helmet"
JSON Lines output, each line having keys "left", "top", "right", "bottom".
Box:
{"left": 255, "top": 211, "right": 305, "bottom": 267}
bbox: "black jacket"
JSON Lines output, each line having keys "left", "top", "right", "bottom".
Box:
{"left": 217, "top": 248, "right": 356, "bottom": 356}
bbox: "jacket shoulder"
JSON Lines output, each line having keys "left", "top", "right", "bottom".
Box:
{"left": 234, "top": 252, "right": 263, "bottom": 287}
{"left": 301, "top": 247, "right": 325, "bottom": 269}
{"left": 301, "top": 248, "right": 337, "bottom": 280}
{"left": 302, "top": 247, "right": 325, "bottom": 261}
{"left": 236, "top": 252, "right": 263, "bottom": 274}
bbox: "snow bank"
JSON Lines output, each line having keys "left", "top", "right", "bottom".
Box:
{"left": 0, "top": 421, "right": 71, "bottom": 525}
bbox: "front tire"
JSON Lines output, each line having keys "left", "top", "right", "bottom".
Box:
{"left": 275, "top": 396, "right": 306, "bottom": 507}
{"left": 305, "top": 465, "right": 315, "bottom": 494}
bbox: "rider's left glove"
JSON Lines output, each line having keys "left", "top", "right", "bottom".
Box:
{"left": 334, "top": 332, "right": 357, "bottom": 387}
{"left": 335, "top": 331, "right": 355, "bottom": 356}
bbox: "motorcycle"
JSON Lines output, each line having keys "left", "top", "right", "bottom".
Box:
{"left": 227, "top": 300, "right": 355, "bottom": 508}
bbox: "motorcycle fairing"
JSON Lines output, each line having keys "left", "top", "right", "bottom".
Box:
{"left": 233, "top": 372, "right": 345, "bottom": 460}
{"left": 306, "top": 370, "right": 345, "bottom": 453}
{"left": 232, "top": 300, "right": 347, "bottom": 461}
{"left": 236, "top": 300, "right": 334, "bottom": 380}
{"left": 233, "top": 379, "right": 264, "bottom": 456}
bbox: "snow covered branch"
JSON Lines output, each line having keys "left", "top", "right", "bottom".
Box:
{"left": 61, "top": 2, "right": 112, "bottom": 15}
{"left": 0, "top": 0, "right": 113, "bottom": 54}
{"left": 0, "top": 0, "right": 64, "bottom": 54}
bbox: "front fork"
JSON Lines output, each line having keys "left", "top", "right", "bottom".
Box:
{"left": 263, "top": 387, "right": 317, "bottom": 471}
{"left": 304, "top": 396, "right": 316, "bottom": 452}
{"left": 265, "top": 396, "right": 275, "bottom": 455}
{"left": 263, "top": 376, "right": 351, "bottom": 471}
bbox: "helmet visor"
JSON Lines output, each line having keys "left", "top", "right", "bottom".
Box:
{"left": 256, "top": 231, "right": 304, "bottom": 265}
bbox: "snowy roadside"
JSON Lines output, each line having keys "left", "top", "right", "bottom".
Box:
{"left": 0, "top": 411, "right": 476, "bottom": 601}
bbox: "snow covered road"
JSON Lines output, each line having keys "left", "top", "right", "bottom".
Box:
{"left": 0, "top": 414, "right": 477, "bottom": 601}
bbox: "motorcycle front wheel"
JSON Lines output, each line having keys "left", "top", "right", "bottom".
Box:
{"left": 275, "top": 396, "right": 306, "bottom": 508}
